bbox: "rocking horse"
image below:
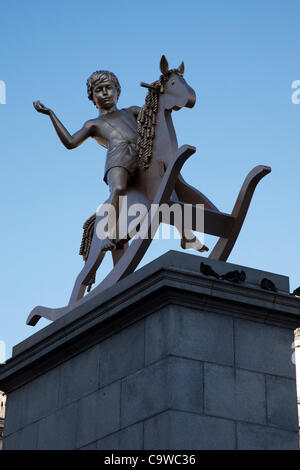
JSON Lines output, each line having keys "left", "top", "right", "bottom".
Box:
{"left": 27, "top": 56, "right": 270, "bottom": 326}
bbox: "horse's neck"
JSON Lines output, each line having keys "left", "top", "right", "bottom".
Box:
{"left": 134, "top": 101, "right": 179, "bottom": 202}
{"left": 153, "top": 106, "right": 178, "bottom": 166}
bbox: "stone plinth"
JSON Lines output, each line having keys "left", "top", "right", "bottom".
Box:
{"left": 0, "top": 251, "right": 299, "bottom": 450}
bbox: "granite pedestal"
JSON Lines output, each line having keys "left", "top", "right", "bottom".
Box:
{"left": 0, "top": 251, "right": 299, "bottom": 449}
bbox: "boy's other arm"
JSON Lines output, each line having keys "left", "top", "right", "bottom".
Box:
{"left": 33, "top": 101, "right": 94, "bottom": 149}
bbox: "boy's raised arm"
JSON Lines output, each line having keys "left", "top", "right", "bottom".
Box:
{"left": 33, "top": 100, "right": 93, "bottom": 149}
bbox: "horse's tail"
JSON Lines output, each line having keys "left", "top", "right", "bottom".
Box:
{"left": 79, "top": 213, "right": 96, "bottom": 291}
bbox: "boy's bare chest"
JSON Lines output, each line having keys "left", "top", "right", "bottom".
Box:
{"left": 93, "top": 110, "right": 137, "bottom": 143}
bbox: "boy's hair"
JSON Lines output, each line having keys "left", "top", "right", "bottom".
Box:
{"left": 87, "top": 70, "right": 121, "bottom": 105}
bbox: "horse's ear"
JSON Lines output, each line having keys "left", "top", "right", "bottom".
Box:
{"left": 160, "top": 55, "right": 169, "bottom": 75}
{"left": 177, "top": 61, "right": 184, "bottom": 75}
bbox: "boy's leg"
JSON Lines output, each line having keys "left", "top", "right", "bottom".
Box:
{"left": 175, "top": 173, "right": 219, "bottom": 211}
{"left": 102, "top": 167, "right": 129, "bottom": 251}
{"left": 170, "top": 184, "right": 209, "bottom": 253}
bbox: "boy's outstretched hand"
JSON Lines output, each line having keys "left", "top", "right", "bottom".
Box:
{"left": 33, "top": 100, "right": 51, "bottom": 115}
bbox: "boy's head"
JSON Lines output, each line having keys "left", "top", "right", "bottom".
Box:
{"left": 87, "top": 71, "right": 121, "bottom": 107}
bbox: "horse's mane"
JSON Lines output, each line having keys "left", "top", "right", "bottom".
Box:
{"left": 137, "top": 79, "right": 162, "bottom": 170}
{"left": 137, "top": 70, "right": 179, "bottom": 170}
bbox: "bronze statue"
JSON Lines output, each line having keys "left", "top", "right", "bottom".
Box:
{"left": 28, "top": 56, "right": 271, "bottom": 326}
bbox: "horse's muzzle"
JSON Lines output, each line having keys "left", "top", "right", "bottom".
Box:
{"left": 186, "top": 89, "right": 196, "bottom": 108}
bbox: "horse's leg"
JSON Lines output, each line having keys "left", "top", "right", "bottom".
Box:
{"left": 175, "top": 173, "right": 219, "bottom": 211}
{"left": 68, "top": 226, "right": 105, "bottom": 305}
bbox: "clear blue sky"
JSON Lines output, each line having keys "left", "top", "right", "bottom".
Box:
{"left": 0, "top": 0, "right": 300, "bottom": 358}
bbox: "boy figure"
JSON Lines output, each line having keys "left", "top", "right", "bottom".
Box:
{"left": 33, "top": 70, "right": 140, "bottom": 252}
{"left": 34, "top": 69, "right": 208, "bottom": 255}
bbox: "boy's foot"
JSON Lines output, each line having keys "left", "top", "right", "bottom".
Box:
{"left": 101, "top": 238, "right": 117, "bottom": 252}
{"left": 181, "top": 236, "right": 209, "bottom": 253}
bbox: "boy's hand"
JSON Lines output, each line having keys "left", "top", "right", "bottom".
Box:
{"left": 33, "top": 100, "right": 52, "bottom": 115}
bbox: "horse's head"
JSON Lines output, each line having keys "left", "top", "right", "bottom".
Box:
{"left": 137, "top": 56, "right": 196, "bottom": 170}
{"left": 159, "top": 55, "right": 196, "bottom": 111}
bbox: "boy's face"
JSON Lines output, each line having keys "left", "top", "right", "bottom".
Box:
{"left": 93, "top": 79, "right": 119, "bottom": 111}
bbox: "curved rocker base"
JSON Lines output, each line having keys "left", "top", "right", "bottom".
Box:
{"left": 27, "top": 160, "right": 271, "bottom": 327}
